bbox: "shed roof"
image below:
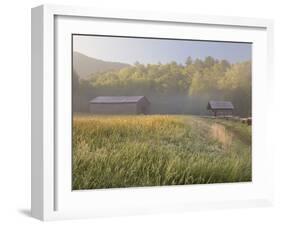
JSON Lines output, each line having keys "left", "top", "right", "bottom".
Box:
{"left": 207, "top": 101, "right": 234, "bottom": 110}
{"left": 90, "top": 96, "right": 147, "bottom": 104}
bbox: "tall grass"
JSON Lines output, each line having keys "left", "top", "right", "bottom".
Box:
{"left": 73, "top": 115, "right": 251, "bottom": 190}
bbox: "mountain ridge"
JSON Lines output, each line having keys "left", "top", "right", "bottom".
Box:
{"left": 73, "top": 51, "right": 131, "bottom": 79}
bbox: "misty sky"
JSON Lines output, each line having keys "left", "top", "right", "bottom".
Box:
{"left": 73, "top": 35, "right": 251, "bottom": 65}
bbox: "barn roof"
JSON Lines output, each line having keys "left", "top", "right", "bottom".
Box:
{"left": 90, "top": 96, "right": 148, "bottom": 104}
{"left": 207, "top": 101, "right": 234, "bottom": 110}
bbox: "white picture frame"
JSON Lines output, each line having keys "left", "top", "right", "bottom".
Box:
{"left": 31, "top": 4, "right": 274, "bottom": 221}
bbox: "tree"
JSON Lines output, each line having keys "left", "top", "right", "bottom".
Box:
{"left": 73, "top": 70, "right": 80, "bottom": 95}
{"left": 218, "top": 61, "right": 251, "bottom": 116}
{"left": 74, "top": 57, "right": 251, "bottom": 116}
{"left": 185, "top": 56, "right": 193, "bottom": 67}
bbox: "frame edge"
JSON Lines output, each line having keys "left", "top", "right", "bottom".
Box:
{"left": 30, "top": 4, "right": 275, "bottom": 220}
{"left": 31, "top": 5, "right": 44, "bottom": 221}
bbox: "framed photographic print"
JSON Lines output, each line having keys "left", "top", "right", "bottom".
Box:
{"left": 31, "top": 4, "right": 274, "bottom": 221}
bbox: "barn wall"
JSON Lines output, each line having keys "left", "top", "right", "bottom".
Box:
{"left": 89, "top": 103, "right": 138, "bottom": 114}
{"left": 212, "top": 109, "right": 233, "bottom": 116}
{"left": 136, "top": 99, "right": 150, "bottom": 114}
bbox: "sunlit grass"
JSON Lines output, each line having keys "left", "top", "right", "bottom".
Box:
{"left": 72, "top": 115, "right": 251, "bottom": 190}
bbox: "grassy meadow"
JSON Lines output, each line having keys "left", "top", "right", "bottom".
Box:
{"left": 72, "top": 115, "right": 251, "bottom": 190}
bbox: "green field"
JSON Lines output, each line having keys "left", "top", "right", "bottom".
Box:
{"left": 72, "top": 115, "right": 251, "bottom": 190}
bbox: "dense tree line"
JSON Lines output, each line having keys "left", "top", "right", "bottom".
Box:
{"left": 73, "top": 56, "right": 251, "bottom": 116}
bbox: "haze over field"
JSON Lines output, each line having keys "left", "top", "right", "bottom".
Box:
{"left": 73, "top": 35, "right": 252, "bottom": 117}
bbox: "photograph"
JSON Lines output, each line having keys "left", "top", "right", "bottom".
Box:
{"left": 72, "top": 34, "right": 252, "bottom": 190}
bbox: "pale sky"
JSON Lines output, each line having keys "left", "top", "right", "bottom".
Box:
{"left": 73, "top": 35, "right": 252, "bottom": 65}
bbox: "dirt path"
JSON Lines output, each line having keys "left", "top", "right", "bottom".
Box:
{"left": 184, "top": 116, "right": 247, "bottom": 152}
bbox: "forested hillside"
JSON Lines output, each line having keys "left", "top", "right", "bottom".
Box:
{"left": 73, "top": 52, "right": 130, "bottom": 79}
{"left": 73, "top": 56, "right": 251, "bottom": 116}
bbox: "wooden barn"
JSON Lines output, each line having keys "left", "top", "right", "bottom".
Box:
{"left": 89, "top": 96, "right": 150, "bottom": 114}
{"left": 207, "top": 100, "right": 234, "bottom": 116}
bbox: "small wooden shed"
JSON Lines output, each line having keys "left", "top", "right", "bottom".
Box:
{"left": 207, "top": 100, "right": 234, "bottom": 116}
{"left": 89, "top": 96, "right": 150, "bottom": 114}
